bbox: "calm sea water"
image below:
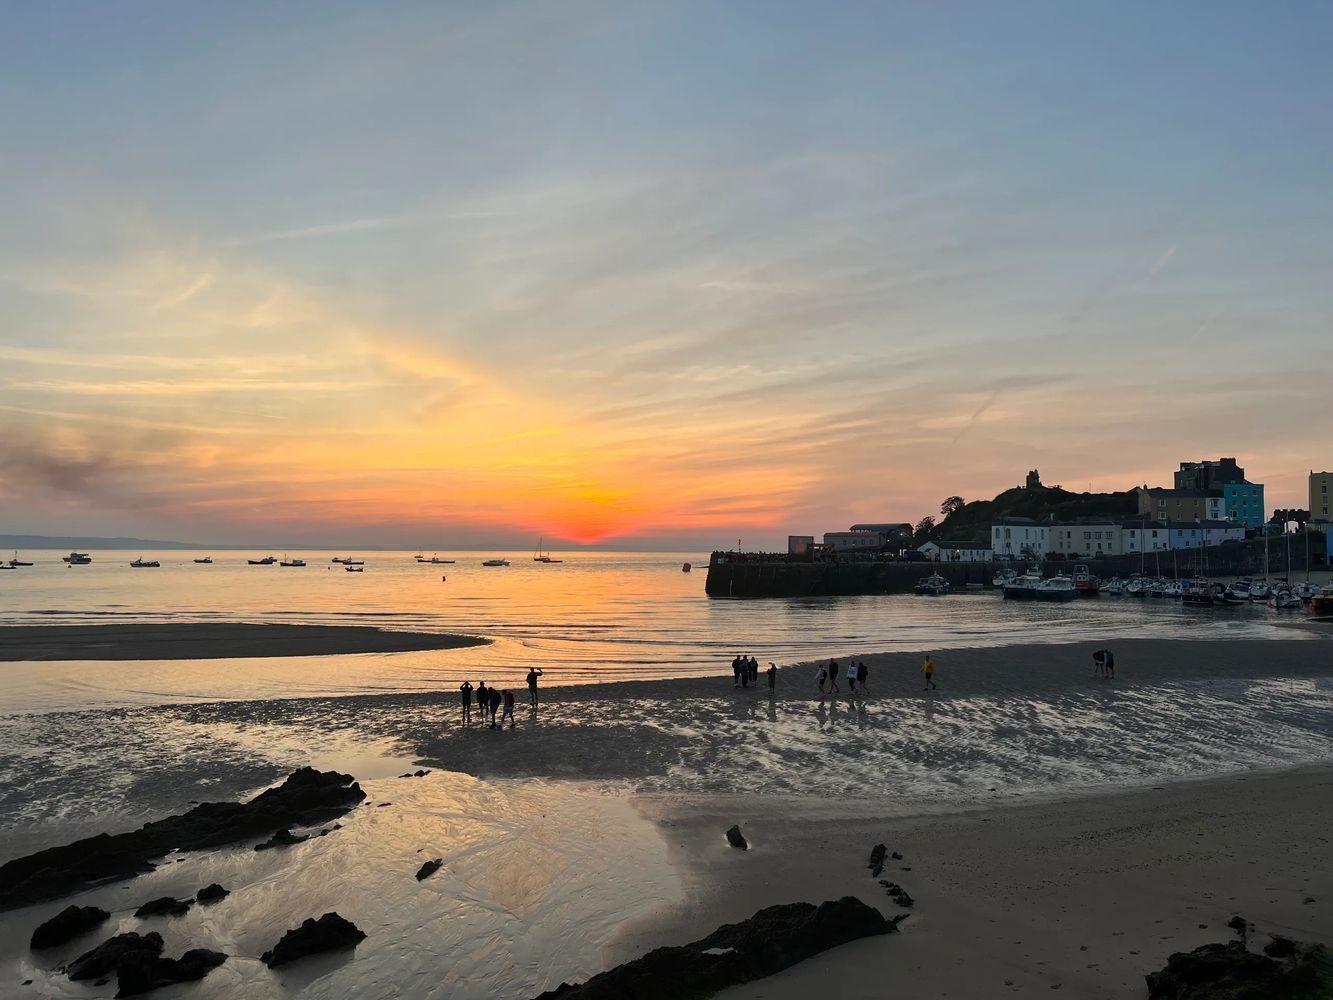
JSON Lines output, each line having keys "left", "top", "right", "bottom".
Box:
{"left": 0, "top": 549, "right": 1299, "bottom": 714}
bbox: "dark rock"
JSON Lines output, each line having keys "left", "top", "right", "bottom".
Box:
{"left": 1145, "top": 939, "right": 1333, "bottom": 999}
{"left": 30, "top": 904, "right": 110, "bottom": 949}
{"left": 376, "top": 802, "right": 391, "bottom": 808}
{"left": 725, "top": 825, "right": 748, "bottom": 850}
{"left": 0, "top": 768, "right": 365, "bottom": 910}
{"left": 68, "top": 932, "right": 164, "bottom": 981}
{"left": 415, "top": 859, "right": 443, "bottom": 881}
{"left": 115, "top": 947, "right": 226, "bottom": 997}
{"left": 1304, "top": 897, "right": 1316, "bottom": 904}
{"left": 133, "top": 897, "right": 192, "bottom": 918}
{"left": 254, "top": 828, "right": 308, "bottom": 851}
{"left": 1263, "top": 936, "right": 1297, "bottom": 958}
{"left": 414, "top": 769, "right": 429, "bottom": 777}
{"left": 530, "top": 896, "right": 891, "bottom": 999}
{"left": 1225, "top": 915, "right": 1248, "bottom": 937}
{"left": 260, "top": 912, "right": 366, "bottom": 967}
{"left": 890, "top": 851, "right": 903, "bottom": 860}
{"left": 195, "top": 884, "right": 228, "bottom": 904}
{"left": 868, "top": 844, "right": 886, "bottom": 877}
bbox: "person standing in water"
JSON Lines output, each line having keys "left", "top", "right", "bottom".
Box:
{"left": 460, "top": 681, "right": 474, "bottom": 725}
{"left": 526, "top": 667, "right": 544, "bottom": 707}
{"left": 922, "top": 654, "right": 937, "bottom": 691}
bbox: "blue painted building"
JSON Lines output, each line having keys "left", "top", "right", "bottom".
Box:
{"left": 1224, "top": 481, "right": 1265, "bottom": 529}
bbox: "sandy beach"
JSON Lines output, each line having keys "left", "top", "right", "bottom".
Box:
{"left": 0, "top": 623, "right": 489, "bottom": 661}
{"left": 2, "top": 634, "right": 1331, "bottom": 997}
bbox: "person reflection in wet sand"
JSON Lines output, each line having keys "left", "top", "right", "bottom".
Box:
{"left": 815, "top": 701, "right": 828, "bottom": 730}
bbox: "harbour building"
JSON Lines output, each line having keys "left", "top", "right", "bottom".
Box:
{"left": 1312, "top": 471, "right": 1332, "bottom": 526}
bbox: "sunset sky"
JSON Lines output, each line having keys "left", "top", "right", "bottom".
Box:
{"left": 2, "top": 2, "right": 1330, "bottom": 548}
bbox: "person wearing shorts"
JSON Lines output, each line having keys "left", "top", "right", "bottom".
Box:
{"left": 460, "top": 681, "right": 474, "bottom": 724}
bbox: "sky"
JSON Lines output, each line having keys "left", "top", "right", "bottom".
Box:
{"left": 1, "top": 1, "right": 1330, "bottom": 548}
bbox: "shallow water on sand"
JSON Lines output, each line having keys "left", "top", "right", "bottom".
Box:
{"left": 1, "top": 773, "right": 682, "bottom": 1000}
{"left": 0, "top": 551, "right": 1308, "bottom": 712}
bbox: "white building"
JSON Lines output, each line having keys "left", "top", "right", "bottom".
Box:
{"left": 918, "top": 541, "right": 993, "bottom": 562}
{"left": 1123, "top": 522, "right": 1171, "bottom": 553}
{"left": 991, "top": 519, "right": 1050, "bottom": 559}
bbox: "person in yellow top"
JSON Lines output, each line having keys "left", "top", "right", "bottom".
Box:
{"left": 922, "top": 654, "right": 937, "bottom": 691}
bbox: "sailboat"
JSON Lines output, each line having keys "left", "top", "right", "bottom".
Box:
{"left": 533, "top": 537, "right": 563, "bottom": 564}
{"left": 8, "top": 552, "right": 33, "bottom": 567}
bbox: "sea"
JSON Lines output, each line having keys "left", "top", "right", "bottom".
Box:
{"left": 0, "top": 548, "right": 1300, "bottom": 713}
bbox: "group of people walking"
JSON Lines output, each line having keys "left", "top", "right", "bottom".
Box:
{"left": 459, "top": 668, "right": 544, "bottom": 728}
{"left": 731, "top": 654, "right": 778, "bottom": 690}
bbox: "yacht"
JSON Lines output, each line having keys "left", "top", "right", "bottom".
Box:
{"left": 8, "top": 552, "right": 33, "bottom": 567}
{"left": 1035, "top": 574, "right": 1077, "bottom": 602}
{"left": 482, "top": 558, "right": 510, "bottom": 567}
{"left": 248, "top": 556, "right": 277, "bottom": 566}
{"left": 1125, "top": 576, "right": 1147, "bottom": 597}
{"left": 1268, "top": 587, "right": 1303, "bottom": 610}
{"left": 1102, "top": 577, "right": 1125, "bottom": 596}
{"left": 62, "top": 552, "right": 92, "bottom": 565}
{"left": 913, "top": 573, "right": 951, "bottom": 596}
{"left": 1182, "top": 579, "right": 1219, "bottom": 607}
{"left": 1227, "top": 579, "right": 1252, "bottom": 600}
{"left": 1248, "top": 580, "right": 1271, "bottom": 601}
{"left": 992, "top": 567, "right": 1018, "bottom": 588}
{"left": 1294, "top": 581, "right": 1318, "bottom": 602}
{"left": 130, "top": 558, "right": 160, "bottom": 568}
{"left": 533, "top": 537, "right": 564, "bottom": 564}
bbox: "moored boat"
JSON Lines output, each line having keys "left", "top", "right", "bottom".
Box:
{"left": 482, "top": 558, "right": 510, "bottom": 567}
{"left": 1071, "top": 564, "right": 1100, "bottom": 597}
{"left": 193, "top": 557, "right": 213, "bottom": 564}
{"left": 992, "top": 568, "right": 1018, "bottom": 588}
{"left": 345, "top": 564, "right": 364, "bottom": 573}
{"left": 1002, "top": 570, "right": 1043, "bottom": 600}
{"left": 248, "top": 556, "right": 277, "bottom": 565}
{"left": 62, "top": 551, "right": 92, "bottom": 565}
{"left": 129, "top": 557, "right": 160, "bottom": 568}
{"left": 280, "top": 556, "right": 307, "bottom": 567}
{"left": 1311, "top": 584, "right": 1333, "bottom": 616}
{"left": 913, "top": 573, "right": 951, "bottom": 596}
{"left": 8, "top": 552, "right": 33, "bottom": 567}
{"left": 1035, "top": 574, "right": 1077, "bottom": 602}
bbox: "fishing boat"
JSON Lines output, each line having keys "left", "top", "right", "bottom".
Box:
{"left": 992, "top": 567, "right": 1018, "bottom": 588}
{"left": 426, "top": 556, "right": 455, "bottom": 565}
{"left": 913, "top": 573, "right": 951, "bottom": 596}
{"left": 8, "top": 552, "right": 33, "bottom": 567}
{"left": 1002, "top": 570, "right": 1043, "bottom": 600}
{"left": 1071, "top": 564, "right": 1100, "bottom": 597}
{"left": 1035, "top": 574, "right": 1077, "bottom": 602}
{"left": 345, "top": 565, "right": 364, "bottom": 573}
{"left": 129, "top": 558, "right": 160, "bottom": 568}
{"left": 1181, "top": 579, "right": 1219, "bottom": 607}
{"left": 331, "top": 557, "right": 349, "bottom": 564}
{"left": 62, "top": 552, "right": 92, "bottom": 565}
{"left": 280, "top": 556, "right": 307, "bottom": 567}
{"left": 482, "top": 558, "right": 510, "bottom": 567}
{"left": 1311, "top": 584, "right": 1333, "bottom": 617}
{"left": 248, "top": 556, "right": 277, "bottom": 566}
{"left": 193, "top": 557, "right": 213, "bottom": 564}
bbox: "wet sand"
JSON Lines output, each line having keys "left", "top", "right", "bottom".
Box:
{"left": 622, "top": 765, "right": 1333, "bottom": 1000}
{"left": 0, "top": 623, "right": 489, "bottom": 661}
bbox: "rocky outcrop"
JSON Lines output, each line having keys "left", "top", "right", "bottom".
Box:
{"left": 67, "top": 932, "right": 164, "bottom": 981}
{"left": 195, "top": 883, "right": 228, "bottom": 904}
{"left": 1145, "top": 938, "right": 1333, "bottom": 998}
{"left": 115, "top": 948, "right": 226, "bottom": 997}
{"left": 0, "top": 768, "right": 365, "bottom": 910}
{"left": 133, "top": 897, "right": 192, "bottom": 918}
{"left": 415, "top": 859, "right": 443, "bottom": 881}
{"left": 868, "top": 844, "right": 886, "bottom": 877}
{"left": 725, "top": 825, "right": 748, "bottom": 850}
{"left": 532, "top": 897, "right": 891, "bottom": 999}
{"left": 260, "top": 912, "right": 366, "bottom": 967}
{"left": 254, "top": 828, "right": 308, "bottom": 851}
{"left": 30, "top": 904, "right": 109, "bottom": 949}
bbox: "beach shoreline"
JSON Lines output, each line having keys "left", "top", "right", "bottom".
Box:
{"left": 612, "top": 764, "right": 1333, "bottom": 999}
{"left": 0, "top": 623, "right": 489, "bottom": 661}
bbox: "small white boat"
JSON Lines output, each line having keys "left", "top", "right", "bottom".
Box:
{"left": 1268, "top": 588, "right": 1302, "bottom": 610}
{"left": 482, "top": 558, "right": 510, "bottom": 567}
{"left": 1249, "top": 580, "right": 1271, "bottom": 601}
{"left": 62, "top": 551, "right": 92, "bottom": 565}
{"left": 193, "top": 557, "right": 213, "bottom": 564}
{"left": 1294, "top": 582, "right": 1318, "bottom": 602}
{"left": 1103, "top": 577, "right": 1125, "bottom": 596}
{"left": 992, "top": 568, "right": 1018, "bottom": 588}
{"left": 130, "top": 558, "right": 160, "bottom": 568}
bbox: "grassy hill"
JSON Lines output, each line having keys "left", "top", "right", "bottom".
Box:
{"left": 927, "top": 485, "right": 1139, "bottom": 544}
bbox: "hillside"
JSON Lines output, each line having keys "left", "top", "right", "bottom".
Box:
{"left": 928, "top": 485, "right": 1139, "bottom": 544}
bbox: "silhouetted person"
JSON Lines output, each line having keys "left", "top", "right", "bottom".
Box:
{"left": 749, "top": 657, "right": 759, "bottom": 685}
{"left": 856, "top": 661, "right": 868, "bottom": 693}
{"left": 741, "top": 658, "right": 749, "bottom": 688}
{"left": 1092, "top": 649, "right": 1106, "bottom": 678}
{"left": 527, "top": 667, "right": 544, "bottom": 706}
{"left": 502, "top": 689, "right": 516, "bottom": 725}
{"left": 846, "top": 660, "right": 858, "bottom": 693}
{"left": 827, "top": 659, "right": 841, "bottom": 694}
{"left": 1104, "top": 648, "right": 1115, "bottom": 679}
{"left": 460, "top": 681, "right": 474, "bottom": 724}
{"left": 732, "top": 655, "right": 743, "bottom": 688}
{"left": 816, "top": 664, "right": 828, "bottom": 694}
{"left": 476, "top": 681, "right": 489, "bottom": 717}
{"left": 488, "top": 687, "right": 502, "bottom": 728}
{"left": 767, "top": 662, "right": 777, "bottom": 690}
{"left": 922, "top": 654, "right": 937, "bottom": 691}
